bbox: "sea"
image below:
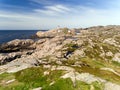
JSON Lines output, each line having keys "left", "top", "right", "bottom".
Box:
{"left": 0, "top": 30, "right": 46, "bottom": 44}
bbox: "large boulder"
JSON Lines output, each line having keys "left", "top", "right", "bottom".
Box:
{"left": 0, "top": 39, "right": 35, "bottom": 53}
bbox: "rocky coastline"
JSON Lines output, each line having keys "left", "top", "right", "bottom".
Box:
{"left": 0, "top": 25, "right": 120, "bottom": 90}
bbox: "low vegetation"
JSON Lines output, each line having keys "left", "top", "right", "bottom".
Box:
{"left": 0, "top": 66, "right": 105, "bottom": 90}
{"left": 0, "top": 66, "right": 64, "bottom": 90}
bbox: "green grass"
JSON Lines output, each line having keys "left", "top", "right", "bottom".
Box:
{"left": 46, "top": 70, "right": 64, "bottom": 82}
{"left": 0, "top": 73, "right": 15, "bottom": 81}
{"left": 15, "top": 67, "right": 65, "bottom": 89}
{"left": 74, "top": 65, "right": 120, "bottom": 85}
{"left": 0, "top": 65, "right": 118, "bottom": 90}
{"left": 0, "top": 73, "right": 27, "bottom": 90}
{"left": 0, "top": 66, "right": 65, "bottom": 90}
{"left": 43, "top": 78, "right": 100, "bottom": 90}
{"left": 61, "top": 55, "right": 120, "bottom": 85}
{"left": 75, "top": 81, "right": 90, "bottom": 90}
{"left": 0, "top": 66, "right": 105, "bottom": 90}
{"left": 0, "top": 82, "right": 29, "bottom": 90}
{"left": 43, "top": 78, "right": 74, "bottom": 90}
{"left": 91, "top": 81, "right": 104, "bottom": 90}
{"left": 80, "top": 57, "right": 105, "bottom": 68}
{"left": 15, "top": 67, "right": 46, "bottom": 82}
{"left": 112, "top": 61, "right": 120, "bottom": 67}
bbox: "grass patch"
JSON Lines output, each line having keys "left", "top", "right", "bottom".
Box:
{"left": 112, "top": 61, "right": 120, "bottom": 67}
{"left": 43, "top": 78, "right": 92, "bottom": 90}
{"left": 74, "top": 66, "right": 120, "bottom": 85}
{"left": 43, "top": 78, "right": 74, "bottom": 90}
{"left": 80, "top": 57, "right": 105, "bottom": 68}
{"left": 46, "top": 70, "right": 64, "bottom": 82}
{"left": 0, "top": 73, "right": 15, "bottom": 81}
{"left": 75, "top": 81, "right": 90, "bottom": 90}
{"left": 15, "top": 67, "right": 64, "bottom": 89}
{"left": 0, "top": 65, "right": 118, "bottom": 90}
{"left": 15, "top": 67, "right": 46, "bottom": 84}
{"left": 76, "top": 56, "right": 120, "bottom": 78}
{"left": 0, "top": 66, "right": 65, "bottom": 90}
{"left": 91, "top": 81, "right": 104, "bottom": 90}
{"left": 63, "top": 43, "right": 79, "bottom": 52}
{"left": 0, "top": 81, "right": 28, "bottom": 90}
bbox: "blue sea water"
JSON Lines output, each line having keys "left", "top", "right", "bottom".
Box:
{"left": 0, "top": 30, "right": 43, "bottom": 44}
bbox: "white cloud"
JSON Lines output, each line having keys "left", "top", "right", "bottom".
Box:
{"left": 1, "top": 3, "right": 120, "bottom": 30}
{"left": 34, "top": 9, "right": 59, "bottom": 16}
{"left": 34, "top": 4, "right": 71, "bottom": 16}
{"left": 45, "top": 5, "right": 70, "bottom": 13}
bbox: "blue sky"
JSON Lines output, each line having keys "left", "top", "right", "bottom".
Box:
{"left": 0, "top": 0, "right": 120, "bottom": 30}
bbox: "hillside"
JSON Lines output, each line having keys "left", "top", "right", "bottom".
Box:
{"left": 0, "top": 25, "right": 120, "bottom": 90}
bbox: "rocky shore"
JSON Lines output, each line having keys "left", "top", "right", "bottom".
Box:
{"left": 0, "top": 25, "right": 120, "bottom": 90}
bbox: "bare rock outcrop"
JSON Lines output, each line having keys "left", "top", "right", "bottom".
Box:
{"left": 36, "top": 27, "right": 76, "bottom": 38}
{"left": 0, "top": 39, "right": 35, "bottom": 53}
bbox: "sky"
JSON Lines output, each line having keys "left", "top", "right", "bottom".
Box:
{"left": 0, "top": 0, "right": 120, "bottom": 30}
